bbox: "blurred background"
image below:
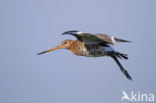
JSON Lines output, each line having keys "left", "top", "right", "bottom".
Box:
{"left": 0, "top": 0, "right": 156, "bottom": 103}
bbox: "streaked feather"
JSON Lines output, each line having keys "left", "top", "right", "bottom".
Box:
{"left": 63, "top": 31, "right": 130, "bottom": 45}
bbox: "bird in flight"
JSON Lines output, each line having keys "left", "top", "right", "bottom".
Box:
{"left": 37, "top": 30, "right": 132, "bottom": 80}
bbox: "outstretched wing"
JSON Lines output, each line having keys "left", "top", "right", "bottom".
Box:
{"left": 95, "top": 34, "right": 115, "bottom": 45}
{"left": 96, "top": 33, "right": 131, "bottom": 44}
{"left": 63, "top": 31, "right": 130, "bottom": 45}
{"left": 63, "top": 33, "right": 114, "bottom": 45}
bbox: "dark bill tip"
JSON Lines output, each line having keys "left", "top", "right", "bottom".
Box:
{"left": 37, "top": 51, "right": 47, "bottom": 55}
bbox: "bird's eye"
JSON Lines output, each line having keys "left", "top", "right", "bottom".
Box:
{"left": 64, "top": 41, "right": 67, "bottom": 44}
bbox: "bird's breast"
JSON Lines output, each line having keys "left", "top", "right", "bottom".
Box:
{"left": 71, "top": 42, "right": 89, "bottom": 56}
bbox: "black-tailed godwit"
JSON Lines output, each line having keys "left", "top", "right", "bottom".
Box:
{"left": 37, "top": 30, "right": 132, "bottom": 80}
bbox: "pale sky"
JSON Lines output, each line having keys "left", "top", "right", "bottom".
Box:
{"left": 0, "top": 0, "right": 156, "bottom": 103}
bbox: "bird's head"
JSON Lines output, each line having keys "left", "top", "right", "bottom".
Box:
{"left": 62, "top": 30, "right": 84, "bottom": 35}
{"left": 37, "top": 40, "right": 74, "bottom": 55}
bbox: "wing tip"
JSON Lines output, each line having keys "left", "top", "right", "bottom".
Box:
{"left": 114, "top": 37, "right": 131, "bottom": 43}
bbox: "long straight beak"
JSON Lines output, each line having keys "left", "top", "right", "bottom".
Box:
{"left": 37, "top": 45, "right": 62, "bottom": 55}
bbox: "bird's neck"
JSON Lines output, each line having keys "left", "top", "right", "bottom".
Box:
{"left": 68, "top": 40, "right": 77, "bottom": 51}
{"left": 69, "top": 40, "right": 86, "bottom": 55}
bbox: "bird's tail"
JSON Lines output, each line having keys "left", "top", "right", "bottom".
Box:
{"left": 111, "top": 52, "right": 132, "bottom": 80}
{"left": 114, "top": 37, "right": 131, "bottom": 43}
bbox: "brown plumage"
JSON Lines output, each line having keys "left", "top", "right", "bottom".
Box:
{"left": 37, "top": 30, "right": 132, "bottom": 80}
{"left": 62, "top": 30, "right": 130, "bottom": 45}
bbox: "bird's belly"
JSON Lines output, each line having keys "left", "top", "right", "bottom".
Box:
{"left": 88, "top": 50, "right": 108, "bottom": 57}
{"left": 80, "top": 46, "right": 114, "bottom": 57}
{"left": 75, "top": 49, "right": 109, "bottom": 57}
